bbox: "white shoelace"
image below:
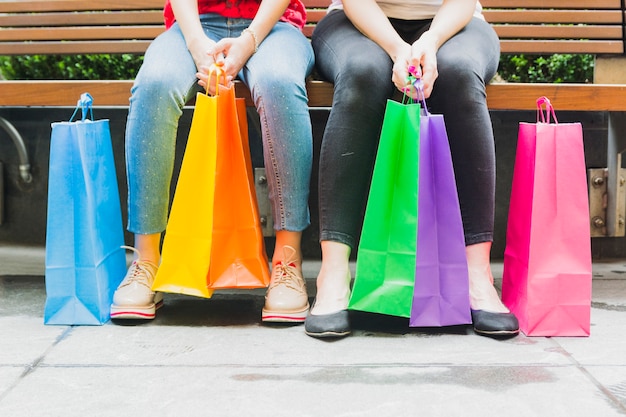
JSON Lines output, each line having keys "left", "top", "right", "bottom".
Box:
{"left": 119, "top": 245, "right": 156, "bottom": 289}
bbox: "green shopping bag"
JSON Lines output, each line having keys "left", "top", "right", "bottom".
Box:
{"left": 348, "top": 99, "right": 420, "bottom": 317}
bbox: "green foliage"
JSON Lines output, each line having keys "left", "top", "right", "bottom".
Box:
{"left": 497, "top": 54, "right": 594, "bottom": 83}
{"left": 0, "top": 53, "right": 595, "bottom": 84}
{"left": 0, "top": 54, "right": 143, "bottom": 80}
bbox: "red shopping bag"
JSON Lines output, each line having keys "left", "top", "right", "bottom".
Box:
{"left": 501, "top": 97, "right": 592, "bottom": 336}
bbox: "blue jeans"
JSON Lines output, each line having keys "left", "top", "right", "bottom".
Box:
{"left": 312, "top": 11, "right": 500, "bottom": 249}
{"left": 126, "top": 15, "right": 314, "bottom": 235}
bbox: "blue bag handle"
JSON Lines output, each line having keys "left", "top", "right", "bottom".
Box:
{"left": 69, "top": 93, "right": 94, "bottom": 122}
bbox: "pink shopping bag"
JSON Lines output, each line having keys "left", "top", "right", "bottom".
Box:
{"left": 501, "top": 97, "right": 592, "bottom": 336}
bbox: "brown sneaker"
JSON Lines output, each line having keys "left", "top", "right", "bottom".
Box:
{"left": 110, "top": 247, "right": 163, "bottom": 320}
{"left": 262, "top": 246, "right": 309, "bottom": 322}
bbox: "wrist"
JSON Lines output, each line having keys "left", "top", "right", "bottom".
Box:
{"left": 242, "top": 28, "right": 259, "bottom": 54}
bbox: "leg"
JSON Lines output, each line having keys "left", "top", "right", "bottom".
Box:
{"left": 305, "top": 11, "right": 395, "bottom": 336}
{"left": 113, "top": 20, "right": 220, "bottom": 320}
{"left": 466, "top": 242, "right": 507, "bottom": 312}
{"left": 125, "top": 22, "right": 205, "bottom": 257}
{"left": 429, "top": 18, "right": 518, "bottom": 335}
{"left": 238, "top": 22, "right": 315, "bottom": 322}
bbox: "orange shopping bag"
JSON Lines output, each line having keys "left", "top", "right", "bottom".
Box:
{"left": 501, "top": 97, "right": 592, "bottom": 336}
{"left": 152, "top": 68, "right": 270, "bottom": 297}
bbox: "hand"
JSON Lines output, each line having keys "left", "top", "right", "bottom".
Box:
{"left": 187, "top": 35, "right": 219, "bottom": 73}
{"left": 407, "top": 31, "right": 440, "bottom": 99}
{"left": 212, "top": 32, "right": 256, "bottom": 81}
{"left": 186, "top": 35, "right": 230, "bottom": 95}
{"left": 390, "top": 43, "right": 414, "bottom": 95}
{"left": 197, "top": 62, "right": 233, "bottom": 95}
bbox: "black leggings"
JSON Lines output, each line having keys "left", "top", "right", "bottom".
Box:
{"left": 312, "top": 10, "right": 500, "bottom": 249}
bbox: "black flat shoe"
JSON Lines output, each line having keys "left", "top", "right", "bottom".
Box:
{"left": 471, "top": 309, "right": 520, "bottom": 338}
{"left": 304, "top": 309, "right": 351, "bottom": 339}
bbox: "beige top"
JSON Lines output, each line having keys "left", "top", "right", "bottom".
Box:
{"left": 328, "top": 0, "right": 483, "bottom": 20}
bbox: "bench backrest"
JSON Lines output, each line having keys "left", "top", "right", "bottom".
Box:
{"left": 0, "top": 0, "right": 165, "bottom": 55}
{"left": 1, "top": 0, "right": 624, "bottom": 56}
{"left": 481, "top": 0, "right": 626, "bottom": 54}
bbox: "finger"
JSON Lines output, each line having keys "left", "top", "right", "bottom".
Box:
{"left": 215, "top": 53, "right": 226, "bottom": 65}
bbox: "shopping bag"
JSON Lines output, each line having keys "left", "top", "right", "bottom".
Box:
{"left": 501, "top": 96, "right": 592, "bottom": 336}
{"left": 153, "top": 68, "right": 270, "bottom": 297}
{"left": 409, "top": 96, "right": 472, "bottom": 327}
{"left": 44, "top": 93, "right": 126, "bottom": 325}
{"left": 348, "top": 98, "right": 420, "bottom": 318}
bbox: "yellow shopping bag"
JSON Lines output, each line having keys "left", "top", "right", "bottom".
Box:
{"left": 153, "top": 68, "right": 270, "bottom": 297}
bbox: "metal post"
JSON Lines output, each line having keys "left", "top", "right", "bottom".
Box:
{"left": 606, "top": 112, "right": 626, "bottom": 236}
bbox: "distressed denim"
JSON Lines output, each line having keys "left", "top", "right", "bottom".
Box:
{"left": 126, "top": 15, "right": 314, "bottom": 234}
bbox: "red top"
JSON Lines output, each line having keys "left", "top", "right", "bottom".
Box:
{"left": 163, "top": 0, "right": 306, "bottom": 30}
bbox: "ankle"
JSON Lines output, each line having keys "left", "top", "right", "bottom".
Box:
{"left": 470, "top": 285, "right": 509, "bottom": 313}
{"left": 469, "top": 273, "right": 509, "bottom": 313}
{"left": 311, "top": 268, "right": 351, "bottom": 315}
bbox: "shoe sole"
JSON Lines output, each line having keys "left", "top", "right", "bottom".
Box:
{"left": 261, "top": 306, "right": 309, "bottom": 323}
{"left": 305, "top": 329, "right": 351, "bottom": 338}
{"left": 110, "top": 297, "right": 164, "bottom": 320}
{"left": 473, "top": 327, "right": 520, "bottom": 337}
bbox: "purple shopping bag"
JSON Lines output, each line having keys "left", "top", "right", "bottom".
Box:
{"left": 410, "top": 94, "right": 472, "bottom": 327}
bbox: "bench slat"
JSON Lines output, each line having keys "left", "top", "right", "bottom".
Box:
{"left": 493, "top": 25, "right": 623, "bottom": 40}
{"left": 483, "top": 10, "right": 623, "bottom": 24}
{"left": 480, "top": 0, "right": 622, "bottom": 9}
{"left": 0, "top": 0, "right": 165, "bottom": 13}
{"left": 499, "top": 40, "right": 624, "bottom": 54}
{"left": 0, "top": 27, "right": 164, "bottom": 42}
{"left": 486, "top": 84, "right": 626, "bottom": 111}
{"left": 0, "top": 41, "right": 153, "bottom": 55}
{"left": 2, "top": 80, "right": 626, "bottom": 112}
{"left": 0, "top": 11, "right": 164, "bottom": 27}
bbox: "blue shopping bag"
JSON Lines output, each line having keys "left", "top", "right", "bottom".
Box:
{"left": 44, "top": 93, "right": 126, "bottom": 325}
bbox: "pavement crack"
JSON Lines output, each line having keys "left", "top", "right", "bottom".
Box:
{"left": 0, "top": 326, "right": 73, "bottom": 403}
{"left": 550, "top": 338, "right": 626, "bottom": 414}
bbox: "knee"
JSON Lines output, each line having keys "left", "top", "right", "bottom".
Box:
{"left": 131, "top": 67, "right": 186, "bottom": 107}
{"left": 334, "top": 56, "right": 393, "bottom": 105}
{"left": 436, "top": 53, "right": 488, "bottom": 91}
{"left": 251, "top": 70, "right": 308, "bottom": 102}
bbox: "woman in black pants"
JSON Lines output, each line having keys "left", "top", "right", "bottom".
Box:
{"left": 304, "top": 0, "right": 519, "bottom": 339}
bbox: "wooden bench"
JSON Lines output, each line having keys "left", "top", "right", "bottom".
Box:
{"left": 1, "top": 0, "right": 626, "bottom": 236}
{"left": 1, "top": 0, "right": 625, "bottom": 110}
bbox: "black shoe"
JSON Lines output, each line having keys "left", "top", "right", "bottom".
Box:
{"left": 471, "top": 309, "right": 520, "bottom": 338}
{"left": 304, "top": 309, "right": 351, "bottom": 339}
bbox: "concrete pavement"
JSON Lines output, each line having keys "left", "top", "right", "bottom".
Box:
{"left": 1, "top": 245, "right": 625, "bottom": 416}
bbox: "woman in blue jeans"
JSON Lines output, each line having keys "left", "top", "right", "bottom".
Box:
{"left": 110, "top": 0, "right": 314, "bottom": 323}
{"left": 305, "top": 0, "right": 520, "bottom": 338}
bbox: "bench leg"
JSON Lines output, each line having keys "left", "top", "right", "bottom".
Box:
{"left": 589, "top": 112, "right": 626, "bottom": 237}
{"left": 605, "top": 112, "right": 626, "bottom": 237}
{"left": 254, "top": 167, "right": 275, "bottom": 237}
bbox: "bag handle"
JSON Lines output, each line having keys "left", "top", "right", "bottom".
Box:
{"left": 537, "top": 96, "right": 558, "bottom": 124}
{"left": 205, "top": 63, "right": 224, "bottom": 97}
{"left": 69, "top": 93, "right": 94, "bottom": 122}
{"left": 406, "top": 65, "right": 429, "bottom": 115}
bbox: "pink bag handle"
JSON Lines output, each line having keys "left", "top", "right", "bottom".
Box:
{"left": 407, "top": 65, "right": 429, "bottom": 115}
{"left": 537, "top": 96, "right": 558, "bottom": 124}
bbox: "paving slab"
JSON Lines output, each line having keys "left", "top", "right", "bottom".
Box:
{"left": 0, "top": 246, "right": 625, "bottom": 416}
